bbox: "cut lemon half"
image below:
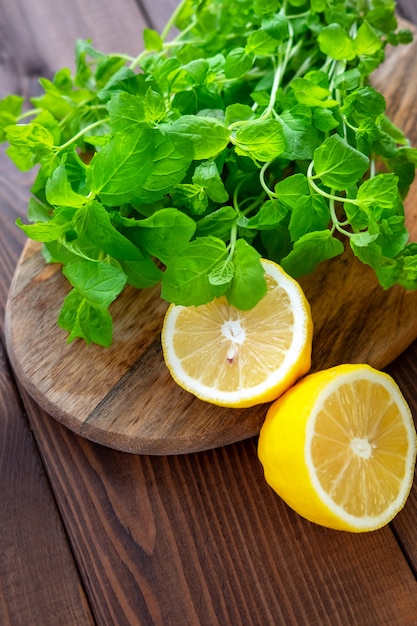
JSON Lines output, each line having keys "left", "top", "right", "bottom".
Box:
{"left": 258, "top": 363, "right": 417, "bottom": 532}
{"left": 161, "top": 259, "right": 313, "bottom": 408}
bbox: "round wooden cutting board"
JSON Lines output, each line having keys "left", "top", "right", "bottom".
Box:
{"left": 5, "top": 33, "right": 417, "bottom": 455}
{"left": 5, "top": 210, "right": 417, "bottom": 455}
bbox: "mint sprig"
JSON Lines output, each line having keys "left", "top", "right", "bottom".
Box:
{"left": 2, "top": 0, "right": 417, "bottom": 346}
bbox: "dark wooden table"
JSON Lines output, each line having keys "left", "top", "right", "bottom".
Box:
{"left": 1, "top": 1, "right": 417, "bottom": 624}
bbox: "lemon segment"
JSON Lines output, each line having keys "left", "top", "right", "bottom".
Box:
{"left": 161, "top": 259, "right": 313, "bottom": 408}
{"left": 258, "top": 364, "right": 417, "bottom": 532}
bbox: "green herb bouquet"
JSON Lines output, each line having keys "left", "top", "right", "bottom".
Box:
{"left": 1, "top": 0, "right": 417, "bottom": 347}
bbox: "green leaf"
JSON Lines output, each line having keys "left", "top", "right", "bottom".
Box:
{"left": 246, "top": 29, "right": 279, "bottom": 56}
{"left": 16, "top": 216, "right": 67, "bottom": 243}
{"left": 356, "top": 173, "right": 399, "bottom": 217}
{"left": 143, "top": 28, "right": 163, "bottom": 52}
{"left": 253, "top": 0, "right": 280, "bottom": 16}
{"left": 224, "top": 104, "right": 254, "bottom": 127}
{"left": 0, "top": 95, "right": 24, "bottom": 141}
{"left": 313, "top": 108, "right": 339, "bottom": 132}
{"left": 246, "top": 199, "right": 288, "bottom": 230}
{"left": 262, "top": 15, "right": 290, "bottom": 41}
{"left": 87, "top": 125, "right": 155, "bottom": 205}
{"left": 279, "top": 116, "right": 321, "bottom": 161}
{"left": 318, "top": 24, "right": 356, "bottom": 61}
{"left": 63, "top": 259, "right": 127, "bottom": 309}
{"left": 46, "top": 162, "right": 89, "bottom": 207}
{"left": 73, "top": 201, "right": 146, "bottom": 261}
{"left": 161, "top": 237, "right": 228, "bottom": 305}
{"left": 136, "top": 130, "right": 193, "bottom": 202}
{"left": 58, "top": 289, "right": 113, "bottom": 347}
{"left": 341, "top": 87, "right": 386, "bottom": 122}
{"left": 192, "top": 160, "right": 229, "bottom": 203}
{"left": 225, "top": 48, "right": 254, "bottom": 79}
{"left": 289, "top": 193, "right": 330, "bottom": 241}
{"left": 128, "top": 208, "right": 196, "bottom": 265}
{"left": 195, "top": 206, "right": 237, "bottom": 239}
{"left": 182, "top": 59, "right": 210, "bottom": 85}
{"left": 107, "top": 91, "right": 146, "bottom": 131}
{"left": 354, "top": 21, "right": 382, "bottom": 56}
{"left": 313, "top": 134, "right": 369, "bottom": 190}
{"left": 232, "top": 119, "right": 286, "bottom": 161}
{"left": 163, "top": 115, "right": 230, "bottom": 160}
{"left": 350, "top": 230, "right": 379, "bottom": 247}
{"left": 6, "top": 122, "right": 55, "bottom": 171}
{"left": 172, "top": 183, "right": 208, "bottom": 215}
{"left": 226, "top": 239, "right": 266, "bottom": 309}
{"left": 281, "top": 230, "right": 344, "bottom": 278}
{"left": 209, "top": 259, "right": 235, "bottom": 286}
{"left": 275, "top": 173, "right": 310, "bottom": 207}
{"left": 350, "top": 239, "right": 382, "bottom": 272}
{"left": 290, "top": 78, "right": 338, "bottom": 108}
{"left": 144, "top": 88, "right": 166, "bottom": 123}
{"left": 118, "top": 257, "right": 162, "bottom": 289}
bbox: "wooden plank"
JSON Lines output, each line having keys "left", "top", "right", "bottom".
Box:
{"left": 1, "top": 1, "right": 417, "bottom": 624}
{"left": 0, "top": 341, "right": 95, "bottom": 626}
{"left": 15, "top": 394, "right": 417, "bottom": 625}
{"left": 137, "top": 0, "right": 182, "bottom": 31}
{"left": 397, "top": 0, "right": 417, "bottom": 24}
{"left": 387, "top": 342, "right": 417, "bottom": 573}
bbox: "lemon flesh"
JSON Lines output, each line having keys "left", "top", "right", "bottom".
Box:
{"left": 258, "top": 364, "right": 417, "bottom": 532}
{"left": 161, "top": 260, "right": 313, "bottom": 408}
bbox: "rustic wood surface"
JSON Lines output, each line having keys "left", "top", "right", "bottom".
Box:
{"left": 5, "top": 6, "right": 417, "bottom": 455}
{"left": 2, "top": 1, "right": 417, "bottom": 624}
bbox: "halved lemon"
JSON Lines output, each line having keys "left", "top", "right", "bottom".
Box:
{"left": 258, "top": 363, "right": 417, "bottom": 532}
{"left": 161, "top": 259, "right": 313, "bottom": 408}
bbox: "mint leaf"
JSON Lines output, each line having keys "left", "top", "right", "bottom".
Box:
{"left": 136, "top": 130, "right": 192, "bottom": 202}
{"left": 356, "top": 173, "right": 399, "bottom": 217}
{"left": 246, "top": 199, "right": 288, "bottom": 230}
{"left": 127, "top": 208, "right": 196, "bottom": 265}
{"left": 281, "top": 230, "right": 344, "bottom": 278}
{"left": 87, "top": 125, "right": 154, "bottom": 204}
{"left": 195, "top": 206, "right": 237, "bottom": 239}
{"left": 226, "top": 239, "right": 266, "bottom": 309}
{"left": 143, "top": 28, "right": 163, "bottom": 52}
{"left": 289, "top": 193, "right": 330, "bottom": 242}
{"left": 233, "top": 119, "right": 286, "bottom": 161}
{"left": 209, "top": 259, "right": 235, "bottom": 286}
{"left": 144, "top": 88, "right": 166, "bottom": 123}
{"left": 313, "top": 134, "right": 369, "bottom": 190}
{"left": 6, "top": 122, "right": 55, "bottom": 171}
{"left": 58, "top": 290, "right": 114, "bottom": 347}
{"left": 318, "top": 24, "right": 356, "bottom": 61}
{"left": 164, "top": 115, "right": 230, "bottom": 160}
{"left": 225, "top": 48, "right": 254, "bottom": 79}
{"left": 3, "top": 0, "right": 416, "bottom": 346}
{"left": 72, "top": 201, "right": 144, "bottom": 261}
{"left": 354, "top": 21, "right": 382, "bottom": 56}
{"left": 63, "top": 259, "right": 127, "bottom": 309}
{"left": 161, "top": 237, "right": 228, "bottom": 305}
{"left": 192, "top": 160, "right": 229, "bottom": 203}
{"left": 46, "top": 162, "right": 89, "bottom": 207}
{"left": 290, "top": 78, "right": 338, "bottom": 108}
{"left": 107, "top": 92, "right": 146, "bottom": 130}
{"left": 275, "top": 173, "right": 310, "bottom": 207}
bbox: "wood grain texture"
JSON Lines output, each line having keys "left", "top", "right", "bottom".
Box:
{"left": 5, "top": 27, "right": 417, "bottom": 454}
{"left": 16, "top": 390, "right": 417, "bottom": 626}
{"left": 2, "top": 1, "right": 417, "bottom": 625}
{"left": 0, "top": 341, "right": 95, "bottom": 626}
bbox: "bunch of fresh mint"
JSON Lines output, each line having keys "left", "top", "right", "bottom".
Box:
{"left": 1, "top": 0, "right": 416, "bottom": 346}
